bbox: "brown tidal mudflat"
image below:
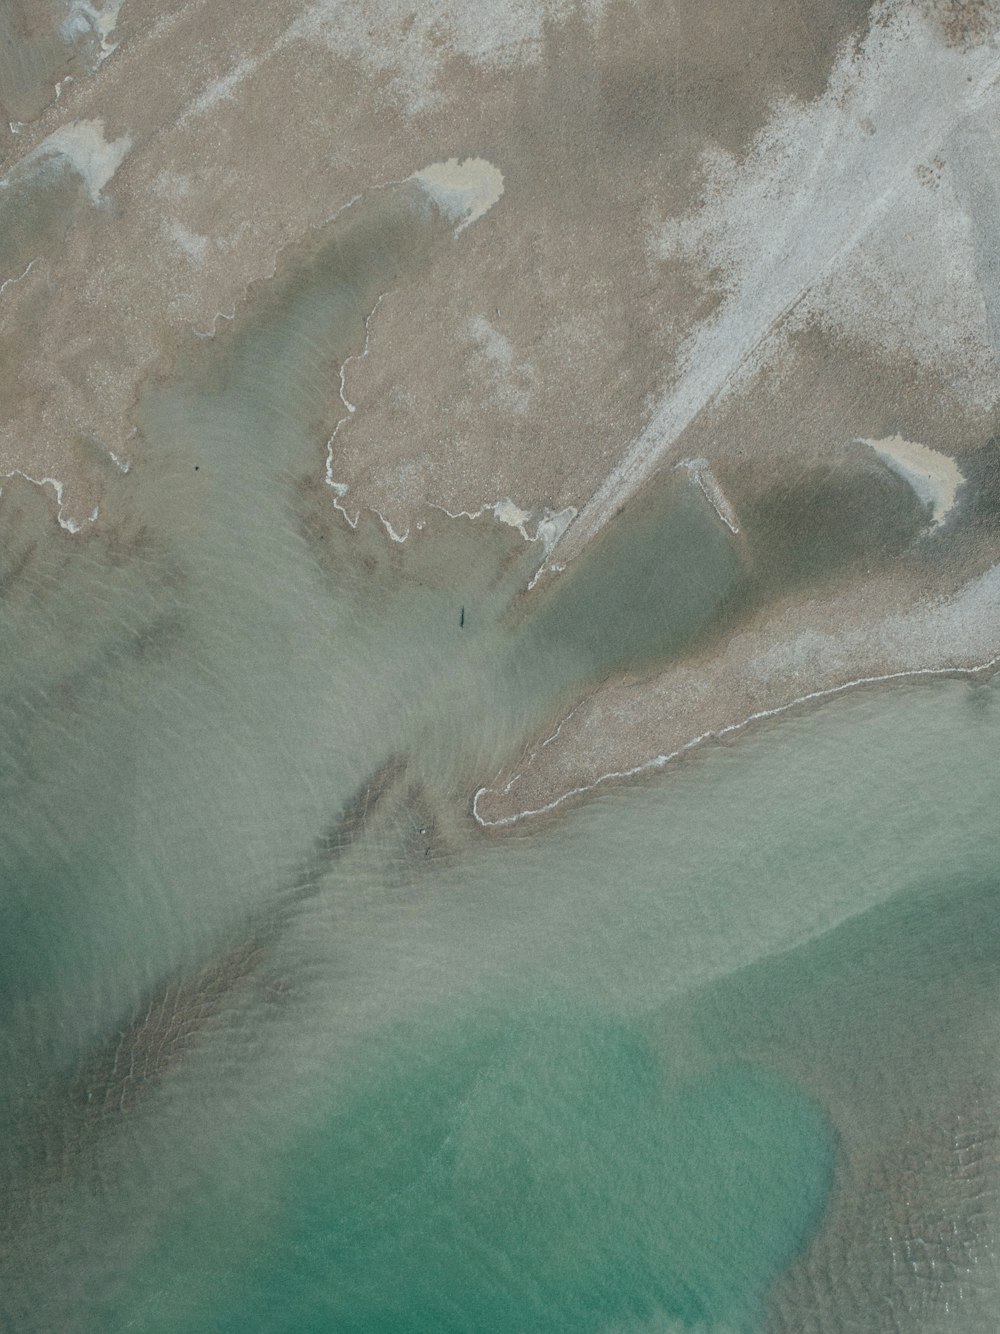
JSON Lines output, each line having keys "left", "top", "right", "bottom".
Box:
{"left": 2, "top": 0, "right": 1000, "bottom": 819}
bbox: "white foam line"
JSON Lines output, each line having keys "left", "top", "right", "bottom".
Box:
{"left": 478, "top": 696, "right": 589, "bottom": 810}
{"left": 0, "top": 257, "right": 39, "bottom": 297}
{"left": 324, "top": 290, "right": 387, "bottom": 527}
{"left": 429, "top": 499, "right": 575, "bottom": 546}
{"left": 192, "top": 193, "right": 366, "bottom": 340}
{"left": 425, "top": 499, "right": 576, "bottom": 582}
{"left": 428, "top": 500, "right": 494, "bottom": 522}
{"left": 193, "top": 309, "right": 235, "bottom": 340}
{"left": 549, "top": 27, "right": 1000, "bottom": 568}
{"left": 676, "top": 458, "right": 740, "bottom": 533}
{"left": 377, "top": 511, "right": 409, "bottom": 542}
{"left": 0, "top": 471, "right": 99, "bottom": 533}
{"left": 472, "top": 656, "right": 1000, "bottom": 827}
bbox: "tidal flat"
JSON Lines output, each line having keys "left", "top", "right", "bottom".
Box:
{"left": 2, "top": 0, "right": 1000, "bottom": 1330}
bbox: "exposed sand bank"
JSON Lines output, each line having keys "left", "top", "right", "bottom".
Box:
{"left": 475, "top": 559, "right": 1000, "bottom": 827}
{"left": 859, "top": 435, "right": 964, "bottom": 528}
{"left": 411, "top": 158, "right": 504, "bottom": 233}
{"left": 2, "top": 0, "right": 1000, "bottom": 825}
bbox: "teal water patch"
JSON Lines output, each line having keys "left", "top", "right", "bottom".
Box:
{"left": 106, "top": 1008, "right": 833, "bottom": 1334}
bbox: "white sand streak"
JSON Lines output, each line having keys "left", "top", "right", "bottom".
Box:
{"left": 549, "top": 9, "right": 1000, "bottom": 566}
{"left": 676, "top": 458, "right": 739, "bottom": 533}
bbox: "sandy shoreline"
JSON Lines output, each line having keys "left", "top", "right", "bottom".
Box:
{"left": 474, "top": 543, "right": 1000, "bottom": 825}
{"left": 2, "top": 0, "right": 1000, "bottom": 829}
{"left": 474, "top": 654, "right": 1000, "bottom": 828}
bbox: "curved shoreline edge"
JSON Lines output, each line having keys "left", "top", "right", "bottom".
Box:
{"left": 472, "top": 655, "right": 1000, "bottom": 828}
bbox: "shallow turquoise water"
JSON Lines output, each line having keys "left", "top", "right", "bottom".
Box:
{"left": 1, "top": 178, "right": 998, "bottom": 1332}
{"left": 113, "top": 1018, "right": 830, "bottom": 1334}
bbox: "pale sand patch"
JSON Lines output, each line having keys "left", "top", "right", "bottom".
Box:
{"left": 493, "top": 498, "right": 576, "bottom": 550}
{"left": 21, "top": 118, "right": 132, "bottom": 202}
{"left": 411, "top": 158, "right": 504, "bottom": 233}
{"left": 859, "top": 434, "right": 964, "bottom": 527}
{"left": 62, "top": 0, "right": 126, "bottom": 63}
{"left": 468, "top": 315, "right": 534, "bottom": 415}
{"left": 288, "top": 0, "right": 610, "bottom": 115}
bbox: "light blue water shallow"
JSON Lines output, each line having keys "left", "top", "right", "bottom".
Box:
{"left": 0, "top": 180, "right": 998, "bottom": 1333}
{"left": 107, "top": 1015, "right": 832, "bottom": 1334}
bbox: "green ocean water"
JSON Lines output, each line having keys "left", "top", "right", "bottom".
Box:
{"left": 1, "top": 173, "right": 998, "bottom": 1333}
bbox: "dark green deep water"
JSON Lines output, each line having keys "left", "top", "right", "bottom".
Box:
{"left": 1, "top": 159, "right": 998, "bottom": 1334}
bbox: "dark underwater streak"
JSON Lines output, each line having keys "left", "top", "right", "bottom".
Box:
{"left": 1, "top": 751, "right": 410, "bottom": 1210}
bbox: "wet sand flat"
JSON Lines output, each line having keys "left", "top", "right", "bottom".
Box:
{"left": 2, "top": 1, "right": 1000, "bottom": 1330}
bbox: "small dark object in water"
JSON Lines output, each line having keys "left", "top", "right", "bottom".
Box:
{"left": 459, "top": 606, "right": 465, "bottom": 628}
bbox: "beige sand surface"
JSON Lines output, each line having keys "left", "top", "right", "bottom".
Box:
{"left": 2, "top": 0, "right": 1000, "bottom": 818}
{"left": 859, "top": 435, "right": 965, "bottom": 527}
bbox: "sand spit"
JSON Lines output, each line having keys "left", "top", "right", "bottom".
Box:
{"left": 859, "top": 435, "right": 964, "bottom": 528}
{"left": 474, "top": 559, "right": 1000, "bottom": 826}
{"left": 475, "top": 656, "right": 1000, "bottom": 826}
{"left": 0, "top": 0, "right": 998, "bottom": 818}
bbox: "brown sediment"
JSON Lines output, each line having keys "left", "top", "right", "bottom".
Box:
{"left": 473, "top": 432, "right": 1000, "bottom": 827}
{"left": 0, "top": 0, "right": 874, "bottom": 529}
{"left": 929, "top": 0, "right": 1000, "bottom": 48}
{"left": 466, "top": 287, "right": 1000, "bottom": 827}
{"left": 473, "top": 627, "right": 1000, "bottom": 829}
{"left": 3, "top": 0, "right": 1000, "bottom": 834}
